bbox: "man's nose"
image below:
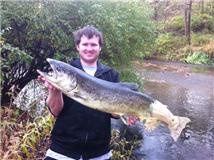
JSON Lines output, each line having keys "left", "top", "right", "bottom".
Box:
{"left": 86, "top": 45, "right": 93, "bottom": 50}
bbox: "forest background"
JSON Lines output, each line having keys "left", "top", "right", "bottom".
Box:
{"left": 1, "top": 0, "right": 214, "bottom": 159}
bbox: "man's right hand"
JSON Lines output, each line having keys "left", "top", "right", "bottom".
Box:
{"left": 37, "top": 75, "right": 56, "bottom": 91}
{"left": 37, "top": 75, "right": 64, "bottom": 116}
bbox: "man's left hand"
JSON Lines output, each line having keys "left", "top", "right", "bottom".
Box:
{"left": 127, "top": 115, "right": 140, "bottom": 125}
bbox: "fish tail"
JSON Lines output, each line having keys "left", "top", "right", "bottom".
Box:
{"left": 168, "top": 116, "right": 191, "bottom": 141}
{"left": 150, "top": 100, "right": 191, "bottom": 141}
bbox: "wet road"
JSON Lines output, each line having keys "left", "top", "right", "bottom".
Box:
{"left": 133, "top": 60, "right": 214, "bottom": 160}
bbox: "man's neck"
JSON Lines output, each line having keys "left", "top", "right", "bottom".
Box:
{"left": 80, "top": 59, "right": 97, "bottom": 67}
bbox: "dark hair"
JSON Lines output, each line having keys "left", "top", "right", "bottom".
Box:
{"left": 73, "top": 25, "right": 103, "bottom": 46}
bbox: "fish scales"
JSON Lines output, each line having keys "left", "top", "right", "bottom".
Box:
{"left": 76, "top": 75, "right": 151, "bottom": 115}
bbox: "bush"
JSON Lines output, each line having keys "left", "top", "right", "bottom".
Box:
{"left": 110, "top": 129, "right": 139, "bottom": 160}
{"left": 165, "top": 15, "right": 184, "bottom": 34}
{"left": 202, "top": 41, "right": 214, "bottom": 58}
{"left": 191, "top": 33, "right": 214, "bottom": 46}
{"left": 183, "top": 51, "right": 213, "bottom": 64}
{"left": 154, "top": 33, "right": 186, "bottom": 55}
{"left": 190, "top": 33, "right": 214, "bottom": 58}
{"left": 165, "top": 14, "right": 214, "bottom": 34}
{"left": 155, "top": 33, "right": 174, "bottom": 54}
{"left": 191, "top": 13, "right": 214, "bottom": 33}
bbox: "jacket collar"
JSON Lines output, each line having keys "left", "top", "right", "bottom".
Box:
{"left": 70, "top": 58, "right": 111, "bottom": 77}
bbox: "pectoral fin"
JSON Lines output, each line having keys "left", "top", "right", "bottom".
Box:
{"left": 140, "top": 117, "right": 159, "bottom": 132}
{"left": 120, "top": 115, "right": 129, "bottom": 125}
{"left": 73, "top": 91, "right": 88, "bottom": 101}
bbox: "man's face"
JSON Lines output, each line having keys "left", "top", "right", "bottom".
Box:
{"left": 76, "top": 35, "right": 101, "bottom": 64}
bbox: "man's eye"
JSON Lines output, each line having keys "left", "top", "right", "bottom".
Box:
{"left": 91, "top": 44, "right": 98, "bottom": 47}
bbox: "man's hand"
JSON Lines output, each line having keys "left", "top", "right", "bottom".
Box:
{"left": 37, "top": 75, "right": 56, "bottom": 91}
{"left": 37, "top": 75, "right": 64, "bottom": 116}
{"left": 127, "top": 115, "right": 140, "bottom": 125}
{"left": 112, "top": 114, "right": 140, "bottom": 126}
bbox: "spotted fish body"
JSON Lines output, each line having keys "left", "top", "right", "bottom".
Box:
{"left": 37, "top": 58, "right": 191, "bottom": 141}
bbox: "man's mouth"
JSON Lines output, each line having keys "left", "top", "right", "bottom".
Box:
{"left": 84, "top": 50, "right": 95, "bottom": 54}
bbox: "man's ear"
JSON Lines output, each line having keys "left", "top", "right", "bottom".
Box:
{"left": 76, "top": 45, "right": 80, "bottom": 51}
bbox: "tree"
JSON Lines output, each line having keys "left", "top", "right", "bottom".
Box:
{"left": 184, "top": 0, "right": 192, "bottom": 45}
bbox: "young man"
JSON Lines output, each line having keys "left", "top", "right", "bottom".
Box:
{"left": 38, "top": 26, "right": 131, "bottom": 160}
{"left": 38, "top": 26, "right": 137, "bottom": 160}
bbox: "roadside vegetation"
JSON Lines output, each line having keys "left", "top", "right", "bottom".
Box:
{"left": 151, "top": 1, "right": 214, "bottom": 64}
{"left": 1, "top": 0, "right": 214, "bottom": 159}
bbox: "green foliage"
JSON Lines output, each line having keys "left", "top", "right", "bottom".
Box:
{"left": 0, "top": 42, "right": 33, "bottom": 88}
{"left": 1, "top": 0, "right": 156, "bottom": 102}
{"left": 191, "top": 33, "right": 214, "bottom": 46}
{"left": 118, "top": 68, "right": 139, "bottom": 83}
{"left": 0, "top": 43, "right": 32, "bottom": 63}
{"left": 117, "top": 67, "right": 143, "bottom": 91}
{"left": 183, "top": 51, "right": 213, "bottom": 64}
{"left": 165, "top": 15, "right": 184, "bottom": 33}
{"left": 1, "top": 1, "right": 75, "bottom": 58}
{"left": 155, "top": 33, "right": 174, "bottom": 54}
{"left": 154, "top": 17, "right": 214, "bottom": 63}
{"left": 1, "top": 106, "right": 54, "bottom": 159}
{"left": 1, "top": 0, "right": 156, "bottom": 65}
{"left": 74, "top": 0, "right": 156, "bottom": 65}
{"left": 110, "top": 129, "right": 139, "bottom": 160}
{"left": 164, "top": 13, "right": 214, "bottom": 35}
{"left": 192, "top": 13, "right": 214, "bottom": 33}
{"left": 20, "top": 113, "right": 54, "bottom": 158}
{"left": 154, "top": 33, "right": 186, "bottom": 55}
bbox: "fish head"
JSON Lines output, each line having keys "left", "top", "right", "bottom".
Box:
{"left": 37, "top": 58, "right": 77, "bottom": 91}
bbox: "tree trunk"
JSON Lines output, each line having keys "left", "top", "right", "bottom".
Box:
{"left": 184, "top": 0, "right": 192, "bottom": 45}
{"left": 153, "top": 0, "right": 158, "bottom": 21}
{"left": 200, "top": 0, "right": 204, "bottom": 14}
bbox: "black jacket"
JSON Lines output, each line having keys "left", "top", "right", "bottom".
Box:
{"left": 50, "top": 58, "right": 119, "bottom": 160}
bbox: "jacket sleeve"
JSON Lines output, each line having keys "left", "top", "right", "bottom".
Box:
{"left": 111, "top": 69, "right": 120, "bottom": 83}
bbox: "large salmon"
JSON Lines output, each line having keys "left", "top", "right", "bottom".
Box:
{"left": 37, "top": 58, "right": 191, "bottom": 141}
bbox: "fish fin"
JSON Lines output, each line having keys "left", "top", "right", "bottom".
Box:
{"left": 118, "top": 82, "right": 139, "bottom": 91}
{"left": 120, "top": 115, "right": 129, "bottom": 125}
{"left": 73, "top": 91, "right": 88, "bottom": 101}
{"left": 142, "top": 118, "right": 159, "bottom": 132}
{"left": 168, "top": 116, "right": 191, "bottom": 141}
{"left": 37, "top": 69, "right": 47, "bottom": 77}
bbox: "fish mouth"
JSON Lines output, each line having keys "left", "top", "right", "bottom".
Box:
{"left": 37, "top": 58, "right": 58, "bottom": 80}
{"left": 47, "top": 59, "right": 58, "bottom": 79}
{"left": 37, "top": 58, "right": 78, "bottom": 91}
{"left": 37, "top": 69, "right": 57, "bottom": 83}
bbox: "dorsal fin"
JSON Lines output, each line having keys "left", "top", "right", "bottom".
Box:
{"left": 118, "top": 82, "right": 139, "bottom": 91}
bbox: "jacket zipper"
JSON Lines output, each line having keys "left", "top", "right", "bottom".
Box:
{"left": 85, "top": 133, "right": 88, "bottom": 144}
